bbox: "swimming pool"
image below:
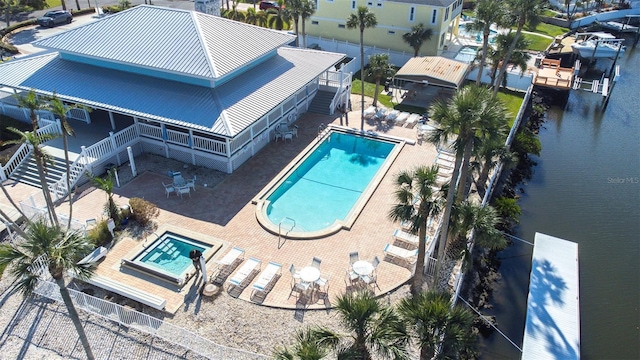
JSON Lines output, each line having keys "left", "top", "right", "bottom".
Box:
{"left": 455, "top": 45, "right": 479, "bottom": 63}
{"left": 256, "top": 129, "right": 402, "bottom": 238}
{"left": 457, "top": 23, "right": 497, "bottom": 43}
{"left": 123, "top": 226, "right": 220, "bottom": 285}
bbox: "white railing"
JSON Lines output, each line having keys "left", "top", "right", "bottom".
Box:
{"left": 0, "top": 142, "right": 31, "bottom": 181}
{"left": 113, "top": 124, "right": 139, "bottom": 147}
{"left": 166, "top": 128, "right": 190, "bottom": 146}
{"left": 192, "top": 134, "right": 227, "bottom": 155}
{"left": 32, "top": 280, "right": 268, "bottom": 359}
{"left": 66, "top": 108, "right": 90, "bottom": 123}
{"left": 138, "top": 122, "right": 163, "bottom": 140}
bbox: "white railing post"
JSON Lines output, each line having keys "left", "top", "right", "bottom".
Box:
{"left": 109, "top": 131, "right": 120, "bottom": 165}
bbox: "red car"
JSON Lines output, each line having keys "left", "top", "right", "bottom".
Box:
{"left": 259, "top": 1, "right": 280, "bottom": 11}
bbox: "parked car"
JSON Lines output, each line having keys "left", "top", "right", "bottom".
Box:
{"left": 259, "top": 1, "right": 280, "bottom": 11}
{"left": 37, "top": 10, "right": 72, "bottom": 27}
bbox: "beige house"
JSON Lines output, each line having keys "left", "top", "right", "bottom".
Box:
{"left": 305, "top": 0, "right": 464, "bottom": 55}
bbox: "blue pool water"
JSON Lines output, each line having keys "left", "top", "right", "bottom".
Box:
{"left": 266, "top": 132, "right": 395, "bottom": 232}
{"left": 135, "top": 233, "right": 209, "bottom": 276}
{"left": 458, "top": 23, "right": 497, "bottom": 43}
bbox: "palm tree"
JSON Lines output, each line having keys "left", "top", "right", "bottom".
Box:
{"left": 14, "top": 89, "right": 46, "bottom": 131}
{"left": 226, "top": 3, "right": 246, "bottom": 22}
{"left": 245, "top": 7, "right": 258, "bottom": 25}
{"left": 346, "top": 6, "right": 377, "bottom": 131}
{"left": 487, "top": 32, "right": 531, "bottom": 89}
{"left": 285, "top": 0, "right": 303, "bottom": 47}
{"left": 402, "top": 23, "right": 433, "bottom": 57}
{"left": 472, "top": 140, "right": 516, "bottom": 198}
{"left": 492, "top": 196, "right": 521, "bottom": 225}
{"left": 366, "top": 53, "right": 396, "bottom": 107}
{"left": 315, "top": 291, "right": 411, "bottom": 359}
{"left": 426, "top": 84, "right": 507, "bottom": 286}
{"left": 46, "top": 93, "right": 88, "bottom": 229}
{"left": 464, "top": 0, "right": 506, "bottom": 85}
{"left": 5, "top": 128, "right": 60, "bottom": 226}
{"left": 88, "top": 168, "right": 119, "bottom": 223}
{"left": 397, "top": 291, "right": 477, "bottom": 360}
{"left": 268, "top": 0, "right": 290, "bottom": 30}
{"left": 299, "top": 0, "right": 315, "bottom": 48}
{"left": 449, "top": 201, "right": 506, "bottom": 260}
{"left": 493, "top": 0, "right": 544, "bottom": 95}
{"left": 256, "top": 10, "right": 269, "bottom": 27}
{"left": 0, "top": 219, "right": 96, "bottom": 359}
{"left": 388, "top": 165, "right": 441, "bottom": 296}
{"left": 273, "top": 327, "right": 337, "bottom": 360}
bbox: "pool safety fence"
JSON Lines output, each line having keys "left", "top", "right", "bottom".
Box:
{"left": 32, "top": 279, "right": 269, "bottom": 359}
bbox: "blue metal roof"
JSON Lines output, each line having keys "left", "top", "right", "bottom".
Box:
{"left": 33, "top": 6, "right": 296, "bottom": 83}
{"left": 0, "top": 47, "right": 345, "bottom": 137}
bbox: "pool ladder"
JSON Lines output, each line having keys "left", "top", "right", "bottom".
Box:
{"left": 278, "top": 217, "right": 296, "bottom": 247}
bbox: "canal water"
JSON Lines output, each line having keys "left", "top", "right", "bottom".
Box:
{"left": 479, "top": 37, "right": 640, "bottom": 359}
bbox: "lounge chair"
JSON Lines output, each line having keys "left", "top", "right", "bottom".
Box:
{"left": 383, "top": 243, "right": 419, "bottom": 264}
{"left": 363, "top": 105, "right": 377, "bottom": 119}
{"left": 393, "top": 229, "right": 419, "bottom": 246}
{"left": 385, "top": 110, "right": 400, "bottom": 124}
{"left": 394, "top": 112, "right": 410, "bottom": 126}
{"left": 211, "top": 246, "right": 244, "bottom": 282}
{"left": 372, "top": 107, "right": 388, "bottom": 122}
{"left": 251, "top": 261, "right": 282, "bottom": 298}
{"left": 404, "top": 113, "right": 420, "bottom": 128}
{"left": 228, "top": 257, "right": 261, "bottom": 290}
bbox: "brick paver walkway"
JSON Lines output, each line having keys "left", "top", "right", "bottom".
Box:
{"left": 2, "top": 109, "right": 443, "bottom": 312}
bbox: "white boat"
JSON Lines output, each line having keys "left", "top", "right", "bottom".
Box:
{"left": 599, "top": 21, "right": 639, "bottom": 33}
{"left": 570, "top": 32, "right": 625, "bottom": 59}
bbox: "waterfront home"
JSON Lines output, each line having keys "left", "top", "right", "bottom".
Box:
{"left": 0, "top": 5, "right": 348, "bottom": 197}
{"left": 304, "top": 0, "right": 463, "bottom": 55}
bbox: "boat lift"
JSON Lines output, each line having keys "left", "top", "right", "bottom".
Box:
{"left": 572, "top": 60, "right": 620, "bottom": 108}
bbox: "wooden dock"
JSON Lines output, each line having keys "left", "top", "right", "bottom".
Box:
{"left": 533, "top": 58, "right": 574, "bottom": 90}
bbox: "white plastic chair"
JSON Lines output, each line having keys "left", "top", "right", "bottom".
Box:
{"left": 311, "top": 257, "right": 322, "bottom": 269}
{"left": 162, "top": 182, "right": 175, "bottom": 197}
{"left": 186, "top": 176, "right": 196, "bottom": 192}
{"left": 349, "top": 251, "right": 359, "bottom": 265}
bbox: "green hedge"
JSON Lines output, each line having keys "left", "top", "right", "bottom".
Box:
{"left": 1, "top": 19, "right": 37, "bottom": 55}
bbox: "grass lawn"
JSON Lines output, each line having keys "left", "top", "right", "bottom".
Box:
{"left": 523, "top": 33, "right": 554, "bottom": 52}
{"left": 497, "top": 89, "right": 525, "bottom": 127}
{"left": 351, "top": 79, "right": 393, "bottom": 108}
{"left": 526, "top": 22, "right": 570, "bottom": 38}
{"left": 47, "top": 0, "right": 62, "bottom": 8}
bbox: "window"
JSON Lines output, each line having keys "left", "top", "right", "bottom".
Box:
{"left": 431, "top": 9, "right": 437, "bottom": 24}
{"left": 444, "top": 8, "right": 449, "bottom": 21}
{"left": 440, "top": 33, "right": 445, "bottom": 47}
{"left": 409, "top": 6, "right": 415, "bottom": 22}
{"left": 388, "top": 30, "right": 395, "bottom": 34}
{"left": 351, "top": 0, "right": 356, "bottom": 9}
{"left": 312, "top": 20, "right": 319, "bottom": 25}
{"left": 338, "top": 24, "right": 345, "bottom": 28}
{"left": 367, "top": 1, "right": 373, "bottom": 6}
{"left": 376, "top": 2, "right": 383, "bottom": 7}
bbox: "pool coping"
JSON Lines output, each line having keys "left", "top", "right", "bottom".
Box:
{"left": 121, "top": 224, "right": 225, "bottom": 286}
{"left": 253, "top": 125, "right": 409, "bottom": 239}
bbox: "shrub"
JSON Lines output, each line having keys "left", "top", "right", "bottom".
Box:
{"left": 87, "top": 219, "right": 112, "bottom": 247}
{"left": 129, "top": 197, "right": 159, "bottom": 227}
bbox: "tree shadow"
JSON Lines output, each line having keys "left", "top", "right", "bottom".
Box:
{"left": 525, "top": 258, "right": 578, "bottom": 359}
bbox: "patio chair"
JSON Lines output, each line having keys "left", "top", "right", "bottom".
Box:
{"left": 162, "top": 182, "right": 175, "bottom": 198}
{"left": 372, "top": 107, "right": 388, "bottom": 122}
{"left": 311, "top": 257, "right": 322, "bottom": 269}
{"left": 315, "top": 274, "right": 331, "bottom": 297}
{"left": 176, "top": 185, "right": 191, "bottom": 198}
{"left": 345, "top": 269, "right": 360, "bottom": 287}
{"left": 250, "top": 261, "right": 282, "bottom": 298}
{"left": 404, "top": 113, "right": 420, "bottom": 129}
{"left": 349, "top": 251, "right": 359, "bottom": 265}
{"left": 289, "top": 264, "right": 301, "bottom": 280}
{"left": 385, "top": 110, "right": 400, "bottom": 124}
{"left": 289, "top": 278, "right": 310, "bottom": 299}
{"left": 173, "top": 174, "right": 186, "bottom": 187}
{"left": 361, "top": 263, "right": 380, "bottom": 292}
{"left": 394, "top": 112, "right": 410, "bottom": 126}
{"left": 227, "top": 257, "right": 261, "bottom": 291}
{"left": 186, "top": 175, "right": 196, "bottom": 192}
{"left": 383, "top": 243, "right": 419, "bottom": 264}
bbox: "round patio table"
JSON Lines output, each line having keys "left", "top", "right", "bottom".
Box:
{"left": 352, "top": 261, "right": 374, "bottom": 276}
{"left": 299, "top": 266, "right": 321, "bottom": 283}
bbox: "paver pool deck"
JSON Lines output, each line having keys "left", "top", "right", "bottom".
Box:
{"left": 2, "top": 109, "right": 444, "bottom": 312}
